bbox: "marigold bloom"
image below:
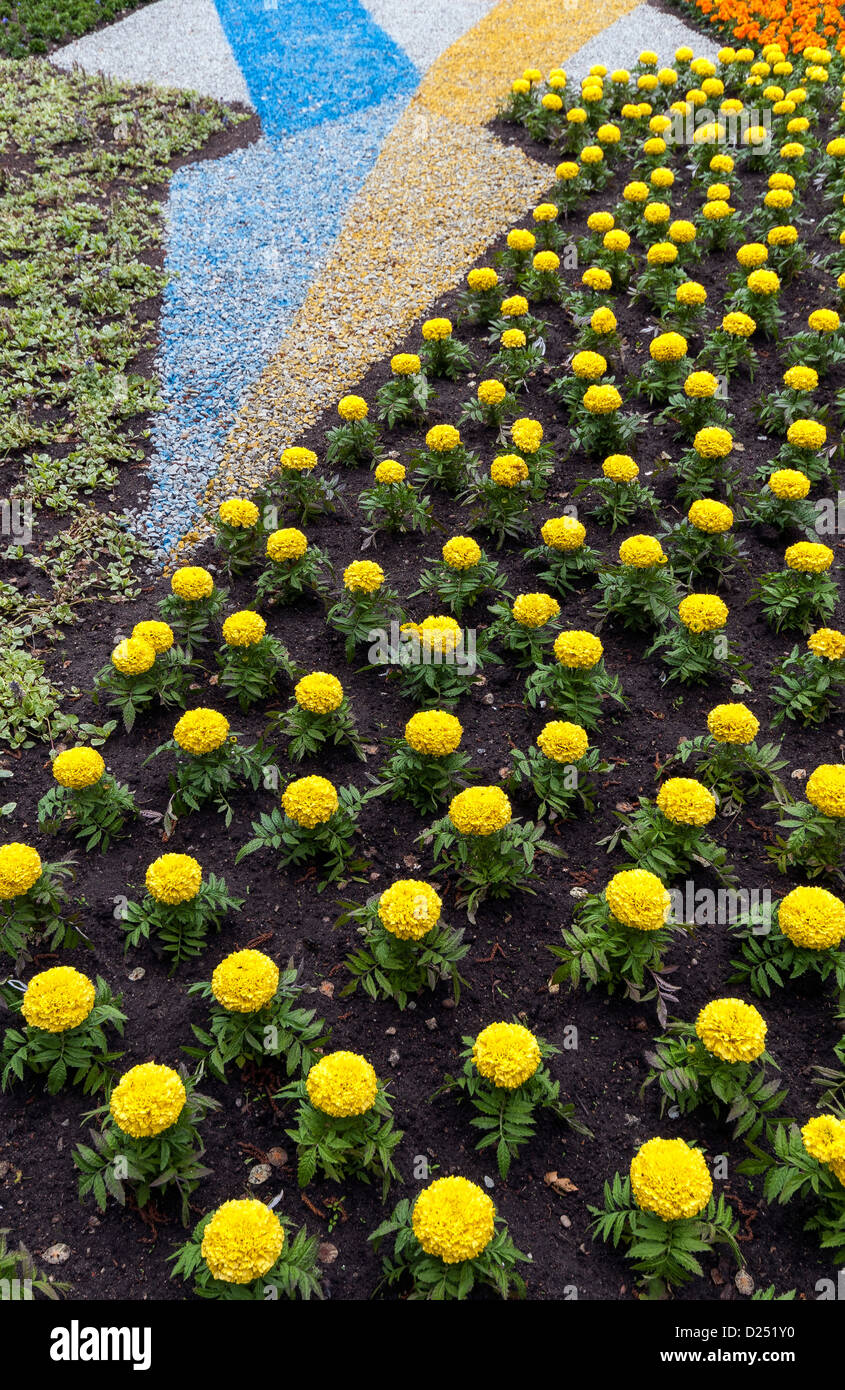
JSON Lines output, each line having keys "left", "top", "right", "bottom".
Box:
{"left": 0, "top": 843, "right": 42, "bottom": 899}
{"left": 688, "top": 499, "right": 733, "bottom": 533}
{"left": 583, "top": 384, "right": 622, "bottom": 414}
{"left": 477, "top": 379, "right": 506, "bottom": 407}
{"left": 112, "top": 636, "right": 156, "bottom": 676}
{"left": 630, "top": 1137, "right": 712, "bottom": 1220}
{"left": 801, "top": 1114, "right": 845, "bottom": 1164}
{"left": 785, "top": 542, "right": 833, "bottom": 573}
{"left": 506, "top": 229, "right": 535, "bottom": 253}
{"left": 778, "top": 885, "right": 845, "bottom": 951}
{"left": 501, "top": 294, "right": 529, "bottom": 318}
{"left": 650, "top": 332, "right": 687, "bottom": 363}
{"left": 405, "top": 710, "right": 462, "bottom": 757}
{"left": 571, "top": 350, "right": 607, "bottom": 379}
{"left": 591, "top": 307, "right": 617, "bottom": 334}
{"left": 266, "top": 528, "right": 308, "bottom": 562}
{"left": 768, "top": 469, "right": 810, "bottom": 500}
{"left": 603, "top": 454, "right": 638, "bottom": 482}
{"left": 337, "top": 394, "right": 368, "bottom": 422}
{"left": 736, "top": 243, "right": 768, "bottom": 269}
{"left": 647, "top": 242, "right": 678, "bottom": 266}
{"left": 222, "top": 610, "right": 266, "bottom": 647}
{"left": 282, "top": 776, "right": 338, "bottom": 828}
{"left": 707, "top": 702, "right": 758, "bottom": 744}
{"left": 132, "top": 620, "right": 174, "bottom": 654}
{"left": 806, "top": 765, "right": 845, "bottom": 818}
{"left": 656, "top": 777, "right": 716, "bottom": 826}
{"left": 533, "top": 250, "right": 560, "bottom": 272}
{"left": 442, "top": 535, "right": 481, "bottom": 569}
{"left": 695, "top": 998, "right": 766, "bottom": 1063}
{"left": 693, "top": 426, "right": 732, "bottom": 458}
{"left": 500, "top": 328, "right": 527, "bottom": 350}
{"left": 145, "top": 853, "right": 202, "bottom": 904}
{"left": 448, "top": 786, "right": 511, "bottom": 836}
{"left": 374, "top": 460, "right": 405, "bottom": 484}
{"left": 343, "top": 560, "right": 384, "bottom": 594}
{"left": 619, "top": 534, "right": 667, "bottom": 567}
{"left": 678, "top": 593, "right": 728, "bottom": 632}
{"left": 295, "top": 672, "right": 344, "bottom": 714}
{"left": 426, "top": 424, "right": 461, "bottom": 453}
{"left": 109, "top": 1062, "right": 186, "bottom": 1138}
{"left": 171, "top": 566, "right": 214, "bottom": 601}
{"left": 211, "top": 950, "right": 280, "bottom": 1013}
{"left": 22, "top": 966, "right": 96, "bottom": 1033}
{"left": 422, "top": 317, "right": 452, "bottom": 341}
{"left": 378, "top": 879, "right": 442, "bottom": 940}
{"left": 541, "top": 515, "right": 585, "bottom": 551}
{"left": 402, "top": 615, "right": 462, "bottom": 656}
{"left": 721, "top": 311, "right": 756, "bottom": 337}
{"left": 511, "top": 418, "right": 543, "bottom": 454}
{"left": 783, "top": 365, "right": 817, "bottom": 393}
{"left": 218, "top": 498, "right": 259, "bottom": 528}
{"left": 512, "top": 593, "right": 560, "bottom": 628}
{"left": 554, "top": 629, "right": 603, "bottom": 668}
{"left": 306, "top": 1051, "right": 378, "bottom": 1117}
{"left": 808, "top": 309, "right": 840, "bottom": 333}
{"left": 391, "top": 353, "right": 421, "bottom": 375}
{"left": 52, "top": 747, "right": 105, "bottom": 789}
{"left": 173, "top": 708, "right": 230, "bottom": 755}
{"left": 279, "top": 446, "right": 317, "bottom": 472}
{"left": 490, "top": 454, "right": 528, "bottom": 486}
{"left": 201, "top": 1200, "right": 284, "bottom": 1284}
{"left": 412, "top": 1176, "right": 496, "bottom": 1262}
{"left": 536, "top": 720, "right": 589, "bottom": 763}
{"left": 808, "top": 628, "right": 845, "bottom": 661}
{"left": 467, "top": 267, "right": 498, "bottom": 292}
{"left": 606, "top": 868, "right": 671, "bottom": 932}
{"left": 472, "top": 1022, "right": 541, "bottom": 1089}
{"left": 676, "top": 281, "right": 706, "bottom": 307}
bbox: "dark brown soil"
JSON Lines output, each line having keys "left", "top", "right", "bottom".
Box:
{"left": 2, "top": 76, "right": 844, "bottom": 1305}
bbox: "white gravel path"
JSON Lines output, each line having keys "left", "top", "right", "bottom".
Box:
{"left": 52, "top": 0, "right": 252, "bottom": 106}
{"left": 563, "top": 2, "right": 721, "bottom": 81}
{"left": 359, "top": 0, "right": 499, "bottom": 72}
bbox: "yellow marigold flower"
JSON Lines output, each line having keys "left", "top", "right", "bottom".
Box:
{"left": 670, "top": 221, "right": 697, "bottom": 247}
{"left": 295, "top": 672, "right": 344, "bottom": 714}
{"left": 650, "top": 166, "right": 674, "bottom": 188}
{"left": 0, "top": 843, "right": 42, "bottom": 899}
{"left": 477, "top": 379, "right": 507, "bottom": 406}
{"left": 306, "top": 1051, "right": 377, "bottom": 1117}
{"left": 785, "top": 542, "right": 833, "bottom": 573}
{"left": 442, "top": 535, "right": 481, "bottom": 569}
{"left": 422, "top": 317, "right": 452, "bottom": 341}
{"left": 403, "top": 615, "right": 462, "bottom": 656}
{"left": 533, "top": 250, "right": 560, "bottom": 272}
{"left": 650, "top": 332, "right": 687, "bottom": 363}
{"left": 111, "top": 636, "right": 155, "bottom": 676}
{"left": 721, "top": 311, "right": 756, "bottom": 337}
{"left": 783, "top": 364, "right": 817, "bottom": 392}
{"left": 583, "top": 384, "right": 622, "bottom": 414}
{"left": 702, "top": 199, "right": 734, "bottom": 222}
{"left": 736, "top": 242, "right": 768, "bottom": 269}
{"left": 541, "top": 515, "right": 585, "bottom": 551}
{"left": 52, "top": 747, "right": 105, "bottom": 789}
{"left": 604, "top": 229, "right": 630, "bottom": 253}
{"left": 343, "top": 559, "right": 384, "bottom": 593}
{"left": 597, "top": 123, "right": 621, "bottom": 144}
{"left": 644, "top": 201, "right": 671, "bottom": 226}
{"left": 770, "top": 222, "right": 799, "bottom": 245}
{"left": 678, "top": 593, "right": 728, "bottom": 632}
{"left": 449, "top": 785, "right": 511, "bottom": 837}
{"left": 109, "top": 1062, "right": 186, "bottom": 1138}
{"left": 808, "top": 628, "right": 845, "bottom": 661}
{"left": 801, "top": 1114, "right": 845, "bottom": 1164}
{"left": 612, "top": 67, "right": 631, "bottom": 82}
{"left": 491, "top": 454, "right": 528, "bottom": 486}
{"left": 768, "top": 468, "right": 810, "bottom": 500}
{"left": 630, "top": 1137, "right": 713, "bottom": 1220}
{"left": 218, "top": 498, "right": 259, "bottom": 528}
{"left": 603, "top": 454, "right": 638, "bottom": 482}
{"left": 472, "top": 1022, "right": 541, "bottom": 1089}
{"left": 808, "top": 309, "right": 840, "bottom": 333}
{"left": 542, "top": 92, "right": 562, "bottom": 111}
{"left": 533, "top": 202, "right": 558, "bottom": 224}
{"left": 412, "top": 1176, "right": 495, "bottom": 1263}
{"left": 282, "top": 776, "right": 338, "bottom": 828}
{"left": 22, "top": 966, "right": 95, "bottom": 1033}
{"left": 554, "top": 629, "right": 603, "bottom": 669}
{"left": 623, "top": 181, "right": 649, "bottom": 203}
{"left": 374, "top": 460, "right": 405, "bottom": 484}
{"left": 786, "top": 418, "right": 826, "bottom": 451}
{"left": 676, "top": 46, "right": 693, "bottom": 62}
{"left": 201, "top": 1199, "right": 284, "bottom": 1284}
{"left": 132, "top": 620, "right": 174, "bottom": 654}
{"left": 571, "top": 350, "right": 607, "bottom": 379}
{"left": 768, "top": 171, "right": 795, "bottom": 189}
{"left": 222, "top": 610, "right": 266, "bottom": 648}
{"left": 500, "top": 327, "right": 527, "bottom": 349}
{"left": 511, "top": 78, "right": 530, "bottom": 95}
{"left": 688, "top": 498, "right": 733, "bottom": 533}
{"left": 806, "top": 765, "right": 845, "bottom": 818}
{"left": 694, "top": 121, "right": 725, "bottom": 146}
{"left": 591, "top": 307, "right": 617, "bottom": 334}
{"left": 467, "top": 267, "right": 498, "bottom": 292}
{"left": 695, "top": 998, "right": 767, "bottom": 1062}
{"left": 537, "top": 720, "right": 589, "bottom": 763}
{"left": 778, "top": 885, "right": 845, "bottom": 950}
{"left": 405, "top": 710, "right": 462, "bottom": 756}
{"left": 555, "top": 161, "right": 579, "bottom": 181}
{"left": 266, "top": 527, "right": 307, "bottom": 562}
{"left": 656, "top": 777, "right": 716, "bottom": 825}
{"left": 707, "top": 702, "right": 759, "bottom": 745}
{"left": 279, "top": 446, "right": 317, "bottom": 472}
{"left": 377, "top": 879, "right": 442, "bottom": 941}
{"left": 693, "top": 426, "right": 733, "bottom": 458}
{"left": 211, "top": 950, "right": 279, "bottom": 1013}
{"left": 647, "top": 242, "right": 678, "bottom": 266}
{"left": 523, "top": 67, "right": 542, "bottom": 82}
{"left": 507, "top": 229, "right": 535, "bottom": 253}
{"left": 338, "top": 394, "right": 368, "bottom": 422}
{"left": 173, "top": 708, "right": 230, "bottom": 755}
{"left": 511, "top": 418, "right": 543, "bottom": 454}
{"left": 676, "top": 281, "right": 707, "bottom": 307}
{"left": 684, "top": 371, "right": 718, "bottom": 399}
{"left": 580, "top": 145, "right": 604, "bottom": 167}
{"left": 606, "top": 868, "right": 671, "bottom": 932}
{"left": 171, "top": 566, "right": 214, "bottom": 601}
{"left": 587, "top": 211, "right": 615, "bottom": 233}
{"left": 392, "top": 352, "right": 421, "bottom": 375}
{"left": 710, "top": 153, "right": 734, "bottom": 172}
{"left": 426, "top": 424, "right": 461, "bottom": 453}
{"left": 619, "top": 534, "right": 667, "bottom": 567}
{"left": 512, "top": 592, "right": 560, "bottom": 628}
{"left": 582, "top": 267, "right": 612, "bottom": 291}
{"left": 146, "top": 853, "right": 202, "bottom": 904}
{"left": 501, "top": 294, "right": 529, "bottom": 318}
